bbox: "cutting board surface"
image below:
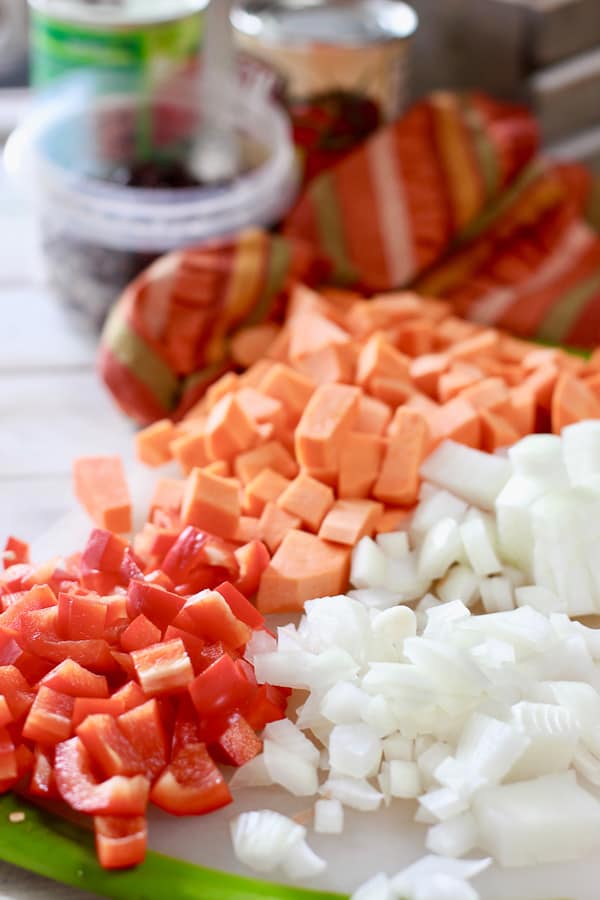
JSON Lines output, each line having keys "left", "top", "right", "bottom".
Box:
{"left": 31, "top": 506, "right": 600, "bottom": 900}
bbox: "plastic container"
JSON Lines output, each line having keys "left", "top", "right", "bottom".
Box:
{"left": 28, "top": 0, "right": 206, "bottom": 89}
{"left": 5, "top": 77, "right": 299, "bottom": 329}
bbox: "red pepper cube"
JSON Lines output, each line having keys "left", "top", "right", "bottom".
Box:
{"left": 112, "top": 681, "right": 146, "bottom": 712}
{"left": 72, "top": 696, "right": 126, "bottom": 728}
{"left": 232, "top": 541, "right": 271, "bottom": 599}
{"left": 243, "top": 683, "right": 288, "bottom": 732}
{"left": 150, "top": 742, "right": 231, "bottom": 816}
{"left": 161, "top": 527, "right": 239, "bottom": 587}
{"left": 120, "top": 615, "right": 161, "bottom": 653}
{"left": 57, "top": 591, "right": 108, "bottom": 641}
{"left": 39, "top": 659, "right": 109, "bottom": 699}
{"left": 0, "top": 697, "right": 13, "bottom": 728}
{"left": 0, "top": 665, "right": 34, "bottom": 719}
{"left": 94, "top": 815, "right": 147, "bottom": 870}
{"left": 210, "top": 713, "right": 262, "bottom": 767}
{"left": 20, "top": 608, "right": 116, "bottom": 674}
{"left": 188, "top": 655, "right": 255, "bottom": 721}
{"left": 77, "top": 714, "right": 143, "bottom": 778}
{"left": 54, "top": 737, "right": 149, "bottom": 816}
{"left": 126, "top": 580, "right": 185, "bottom": 632}
{"left": 29, "top": 746, "right": 59, "bottom": 798}
{"left": 80, "top": 529, "right": 129, "bottom": 575}
{"left": 2, "top": 536, "right": 29, "bottom": 569}
{"left": 23, "top": 686, "right": 74, "bottom": 745}
{"left": 0, "top": 631, "right": 22, "bottom": 668}
{"left": 117, "top": 699, "right": 168, "bottom": 782}
{"left": 104, "top": 593, "right": 128, "bottom": 627}
{"left": 0, "top": 584, "right": 56, "bottom": 631}
{"left": 131, "top": 639, "right": 193, "bottom": 696}
{"left": 215, "top": 581, "right": 264, "bottom": 629}
{"left": 173, "top": 590, "right": 251, "bottom": 650}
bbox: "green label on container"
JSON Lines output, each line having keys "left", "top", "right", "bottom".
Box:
{"left": 31, "top": 10, "right": 202, "bottom": 89}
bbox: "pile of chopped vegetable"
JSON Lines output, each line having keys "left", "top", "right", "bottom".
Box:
{"left": 0, "top": 521, "right": 285, "bottom": 870}
{"left": 133, "top": 285, "right": 600, "bottom": 614}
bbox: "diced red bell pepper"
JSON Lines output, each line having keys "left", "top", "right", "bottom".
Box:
{"left": 216, "top": 581, "right": 264, "bottom": 630}
{"left": 20, "top": 608, "right": 116, "bottom": 674}
{"left": 0, "top": 564, "right": 35, "bottom": 592}
{"left": 118, "top": 699, "right": 168, "bottom": 782}
{"left": 110, "top": 651, "right": 137, "bottom": 681}
{"left": 14, "top": 651, "right": 54, "bottom": 684}
{"left": 0, "top": 697, "right": 13, "bottom": 728}
{"left": 0, "top": 665, "right": 35, "bottom": 719}
{"left": 2, "top": 537, "right": 30, "bottom": 569}
{"left": 232, "top": 541, "right": 270, "bottom": 599}
{"left": 243, "top": 683, "right": 288, "bottom": 732}
{"left": 57, "top": 590, "right": 107, "bottom": 641}
{"left": 77, "top": 714, "right": 143, "bottom": 778}
{"left": 112, "top": 681, "right": 146, "bottom": 712}
{"left": 94, "top": 815, "right": 147, "bottom": 870}
{"left": 0, "top": 584, "right": 56, "bottom": 630}
{"left": 104, "top": 593, "right": 128, "bottom": 627}
{"left": 80, "top": 530, "right": 129, "bottom": 576}
{"left": 72, "top": 696, "right": 127, "bottom": 728}
{"left": 173, "top": 591, "right": 251, "bottom": 650}
{"left": 103, "top": 618, "right": 130, "bottom": 646}
{"left": 133, "top": 524, "right": 179, "bottom": 570}
{"left": 161, "top": 527, "right": 239, "bottom": 590}
{"left": 131, "top": 639, "right": 193, "bottom": 696}
{"left": 150, "top": 742, "right": 231, "bottom": 816}
{"left": 188, "top": 655, "right": 255, "bottom": 722}
{"left": 0, "top": 630, "right": 23, "bottom": 667}
{"left": 120, "top": 548, "right": 144, "bottom": 583}
{"left": 120, "top": 615, "right": 161, "bottom": 653}
{"left": 80, "top": 570, "right": 121, "bottom": 595}
{"left": 54, "top": 737, "right": 149, "bottom": 815}
{"left": 0, "top": 591, "right": 26, "bottom": 611}
{"left": 39, "top": 659, "right": 109, "bottom": 698}
{"left": 163, "top": 626, "right": 206, "bottom": 673}
{"left": 23, "top": 686, "right": 74, "bottom": 745}
{"left": 0, "top": 727, "right": 17, "bottom": 781}
{"left": 209, "top": 712, "right": 262, "bottom": 767}
{"left": 143, "top": 569, "right": 175, "bottom": 591}
{"left": 29, "top": 746, "right": 59, "bottom": 798}
{"left": 126, "top": 580, "right": 185, "bottom": 632}
{"left": 171, "top": 695, "right": 203, "bottom": 756}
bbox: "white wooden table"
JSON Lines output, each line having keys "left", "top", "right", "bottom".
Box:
{"left": 0, "top": 154, "right": 134, "bottom": 899}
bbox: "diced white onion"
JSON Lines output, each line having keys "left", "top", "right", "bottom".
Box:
{"left": 313, "top": 798, "right": 344, "bottom": 834}
{"left": 230, "top": 810, "right": 305, "bottom": 873}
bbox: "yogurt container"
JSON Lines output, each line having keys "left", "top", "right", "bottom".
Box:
{"left": 5, "top": 76, "right": 299, "bottom": 330}
{"left": 28, "top": 0, "right": 206, "bottom": 88}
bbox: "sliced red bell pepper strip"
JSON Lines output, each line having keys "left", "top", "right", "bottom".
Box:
{"left": 150, "top": 742, "right": 231, "bottom": 816}
{"left": 94, "top": 815, "right": 147, "bottom": 870}
{"left": 54, "top": 737, "right": 149, "bottom": 816}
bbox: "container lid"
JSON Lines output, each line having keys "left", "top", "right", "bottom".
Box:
{"left": 28, "top": 0, "right": 209, "bottom": 27}
{"left": 232, "top": 0, "right": 418, "bottom": 47}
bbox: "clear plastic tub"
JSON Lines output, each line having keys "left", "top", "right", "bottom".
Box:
{"left": 5, "top": 76, "right": 299, "bottom": 329}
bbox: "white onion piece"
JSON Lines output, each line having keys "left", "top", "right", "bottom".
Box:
{"left": 320, "top": 682, "right": 369, "bottom": 725}
{"left": 390, "top": 854, "right": 490, "bottom": 898}
{"left": 313, "top": 798, "right": 344, "bottom": 834}
{"left": 472, "top": 771, "right": 600, "bottom": 866}
{"left": 376, "top": 530, "right": 410, "bottom": 559}
{"left": 479, "top": 576, "right": 514, "bottom": 613}
{"left": 515, "top": 584, "right": 564, "bottom": 614}
{"left": 263, "top": 740, "right": 318, "bottom": 797}
{"left": 413, "top": 873, "right": 480, "bottom": 900}
{"left": 351, "top": 537, "right": 387, "bottom": 588}
{"left": 459, "top": 516, "right": 502, "bottom": 577}
{"left": 328, "top": 723, "right": 382, "bottom": 778}
{"left": 436, "top": 565, "right": 480, "bottom": 608}
{"left": 370, "top": 605, "right": 416, "bottom": 660}
{"left": 263, "top": 719, "right": 320, "bottom": 766}
{"left": 425, "top": 811, "right": 478, "bottom": 858}
{"left": 321, "top": 776, "right": 383, "bottom": 811}
{"left": 410, "top": 488, "right": 469, "bottom": 540}
{"left": 418, "top": 518, "right": 463, "bottom": 581}
{"left": 508, "top": 433, "right": 568, "bottom": 484}
{"left": 243, "top": 628, "right": 277, "bottom": 663}
{"left": 280, "top": 839, "right": 326, "bottom": 879}
{"left": 348, "top": 587, "right": 402, "bottom": 610}
{"left": 509, "top": 701, "right": 579, "bottom": 779}
{"left": 386, "top": 759, "right": 421, "bottom": 798}
{"left": 382, "top": 733, "right": 414, "bottom": 761}
{"left": 228, "top": 754, "right": 272, "bottom": 790}
{"left": 230, "top": 810, "right": 305, "bottom": 873}
{"left": 420, "top": 440, "right": 511, "bottom": 510}
{"left": 561, "top": 420, "right": 600, "bottom": 485}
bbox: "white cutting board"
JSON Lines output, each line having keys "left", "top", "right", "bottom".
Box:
{"left": 30, "top": 504, "right": 599, "bottom": 900}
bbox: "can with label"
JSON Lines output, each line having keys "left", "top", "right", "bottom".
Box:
{"left": 232, "top": 0, "right": 418, "bottom": 180}
{"left": 28, "top": 0, "right": 207, "bottom": 89}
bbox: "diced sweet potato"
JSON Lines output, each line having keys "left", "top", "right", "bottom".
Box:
{"left": 295, "top": 384, "right": 362, "bottom": 472}
{"left": 180, "top": 469, "right": 241, "bottom": 539}
{"left": 135, "top": 420, "right": 178, "bottom": 467}
{"left": 373, "top": 409, "right": 429, "bottom": 506}
{"left": 277, "top": 472, "right": 335, "bottom": 533}
{"left": 319, "top": 499, "right": 383, "bottom": 545}
{"left": 73, "top": 457, "right": 132, "bottom": 534}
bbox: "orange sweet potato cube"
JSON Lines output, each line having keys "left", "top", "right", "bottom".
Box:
{"left": 318, "top": 499, "right": 383, "bottom": 546}
{"left": 180, "top": 468, "right": 241, "bottom": 538}
{"left": 277, "top": 472, "right": 335, "bottom": 533}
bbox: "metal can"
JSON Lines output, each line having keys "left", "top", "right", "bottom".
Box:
{"left": 232, "top": 0, "right": 418, "bottom": 180}
{"left": 28, "top": 0, "right": 207, "bottom": 89}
